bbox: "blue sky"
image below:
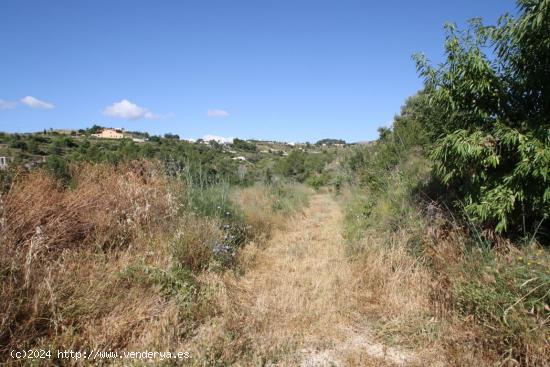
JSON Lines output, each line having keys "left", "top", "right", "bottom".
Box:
{"left": 0, "top": 0, "right": 515, "bottom": 142}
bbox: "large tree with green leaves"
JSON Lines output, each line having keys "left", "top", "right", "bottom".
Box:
{"left": 416, "top": 0, "right": 550, "bottom": 236}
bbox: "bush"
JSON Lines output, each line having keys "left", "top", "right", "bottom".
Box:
{"left": 232, "top": 138, "right": 257, "bottom": 152}
{"left": 305, "top": 173, "right": 328, "bottom": 190}
{"left": 342, "top": 152, "right": 429, "bottom": 245}
{"left": 276, "top": 150, "right": 335, "bottom": 184}
{"left": 416, "top": 0, "right": 550, "bottom": 238}
{"left": 45, "top": 155, "right": 71, "bottom": 184}
{"left": 9, "top": 139, "right": 27, "bottom": 150}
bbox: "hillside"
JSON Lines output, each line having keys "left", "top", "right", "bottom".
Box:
{"left": 0, "top": 130, "right": 348, "bottom": 189}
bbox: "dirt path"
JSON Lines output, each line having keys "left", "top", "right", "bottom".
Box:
{"left": 190, "top": 194, "right": 417, "bottom": 366}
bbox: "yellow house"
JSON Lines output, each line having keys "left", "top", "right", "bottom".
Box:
{"left": 92, "top": 128, "right": 124, "bottom": 139}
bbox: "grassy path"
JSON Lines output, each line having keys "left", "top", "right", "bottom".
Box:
{"left": 189, "top": 194, "right": 417, "bottom": 366}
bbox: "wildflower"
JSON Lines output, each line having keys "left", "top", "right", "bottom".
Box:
{"left": 212, "top": 243, "right": 234, "bottom": 257}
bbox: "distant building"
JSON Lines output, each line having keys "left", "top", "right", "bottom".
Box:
{"left": 0, "top": 156, "right": 14, "bottom": 170}
{"left": 92, "top": 128, "right": 124, "bottom": 139}
{"left": 132, "top": 138, "right": 146, "bottom": 143}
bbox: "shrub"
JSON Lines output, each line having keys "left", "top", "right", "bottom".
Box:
{"left": 232, "top": 138, "right": 257, "bottom": 152}
{"left": 416, "top": 0, "right": 550, "bottom": 238}
{"left": 9, "top": 139, "right": 27, "bottom": 150}
{"left": 45, "top": 155, "right": 71, "bottom": 184}
{"left": 305, "top": 173, "right": 328, "bottom": 190}
{"left": 343, "top": 149, "right": 430, "bottom": 239}
{"left": 120, "top": 261, "right": 200, "bottom": 315}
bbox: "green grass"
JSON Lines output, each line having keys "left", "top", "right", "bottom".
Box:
{"left": 342, "top": 153, "right": 429, "bottom": 255}
{"left": 451, "top": 245, "right": 550, "bottom": 358}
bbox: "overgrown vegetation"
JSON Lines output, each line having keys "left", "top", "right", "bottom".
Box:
{"left": 0, "top": 157, "right": 312, "bottom": 363}
{"left": 2, "top": 1, "right": 548, "bottom": 365}
{"left": 0, "top": 130, "right": 343, "bottom": 190}
{"left": 342, "top": 1, "right": 550, "bottom": 364}
{"left": 414, "top": 0, "right": 550, "bottom": 238}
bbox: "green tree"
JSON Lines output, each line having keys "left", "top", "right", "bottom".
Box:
{"left": 392, "top": 91, "right": 440, "bottom": 149}
{"left": 45, "top": 155, "right": 71, "bottom": 184}
{"left": 88, "top": 125, "right": 103, "bottom": 134}
{"left": 27, "top": 139, "right": 41, "bottom": 155}
{"left": 315, "top": 138, "right": 346, "bottom": 146}
{"left": 232, "top": 138, "right": 257, "bottom": 152}
{"left": 164, "top": 133, "right": 180, "bottom": 140}
{"left": 416, "top": 0, "right": 550, "bottom": 236}
{"left": 48, "top": 140, "right": 63, "bottom": 155}
{"left": 276, "top": 150, "right": 306, "bottom": 181}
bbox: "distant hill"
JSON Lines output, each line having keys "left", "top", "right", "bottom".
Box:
{"left": 315, "top": 138, "right": 346, "bottom": 146}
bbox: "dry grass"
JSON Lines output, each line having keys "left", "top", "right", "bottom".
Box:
{"left": 424, "top": 227, "right": 550, "bottom": 366}
{"left": 349, "top": 232, "right": 435, "bottom": 345}
{"left": 230, "top": 184, "right": 285, "bottom": 239}
{"left": 4, "top": 158, "right": 544, "bottom": 366}
{"left": 230, "top": 182, "right": 311, "bottom": 241}
{"left": 342, "top": 185, "right": 549, "bottom": 367}
{"left": 0, "top": 161, "right": 178, "bottom": 358}
{"left": 185, "top": 194, "right": 345, "bottom": 365}
{"left": 170, "top": 214, "right": 223, "bottom": 272}
{"left": 0, "top": 162, "right": 313, "bottom": 365}
{"left": 184, "top": 194, "right": 436, "bottom": 366}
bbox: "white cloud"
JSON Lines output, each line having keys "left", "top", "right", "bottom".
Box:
{"left": 21, "top": 96, "right": 54, "bottom": 109}
{"left": 202, "top": 134, "right": 234, "bottom": 144}
{"left": 103, "top": 99, "right": 170, "bottom": 120}
{"left": 0, "top": 99, "right": 17, "bottom": 110}
{"left": 207, "top": 109, "right": 229, "bottom": 118}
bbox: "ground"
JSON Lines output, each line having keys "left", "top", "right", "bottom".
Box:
{"left": 188, "top": 194, "right": 428, "bottom": 366}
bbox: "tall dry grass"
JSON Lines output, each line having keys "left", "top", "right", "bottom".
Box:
{"left": 170, "top": 214, "right": 223, "bottom": 272}
{"left": 0, "top": 162, "right": 312, "bottom": 364}
{"left": 230, "top": 185, "right": 284, "bottom": 239}
{"left": 0, "top": 161, "right": 176, "bottom": 357}
{"left": 230, "top": 182, "right": 311, "bottom": 240}
{"left": 424, "top": 225, "right": 550, "bottom": 366}
{"left": 341, "top": 182, "right": 550, "bottom": 366}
